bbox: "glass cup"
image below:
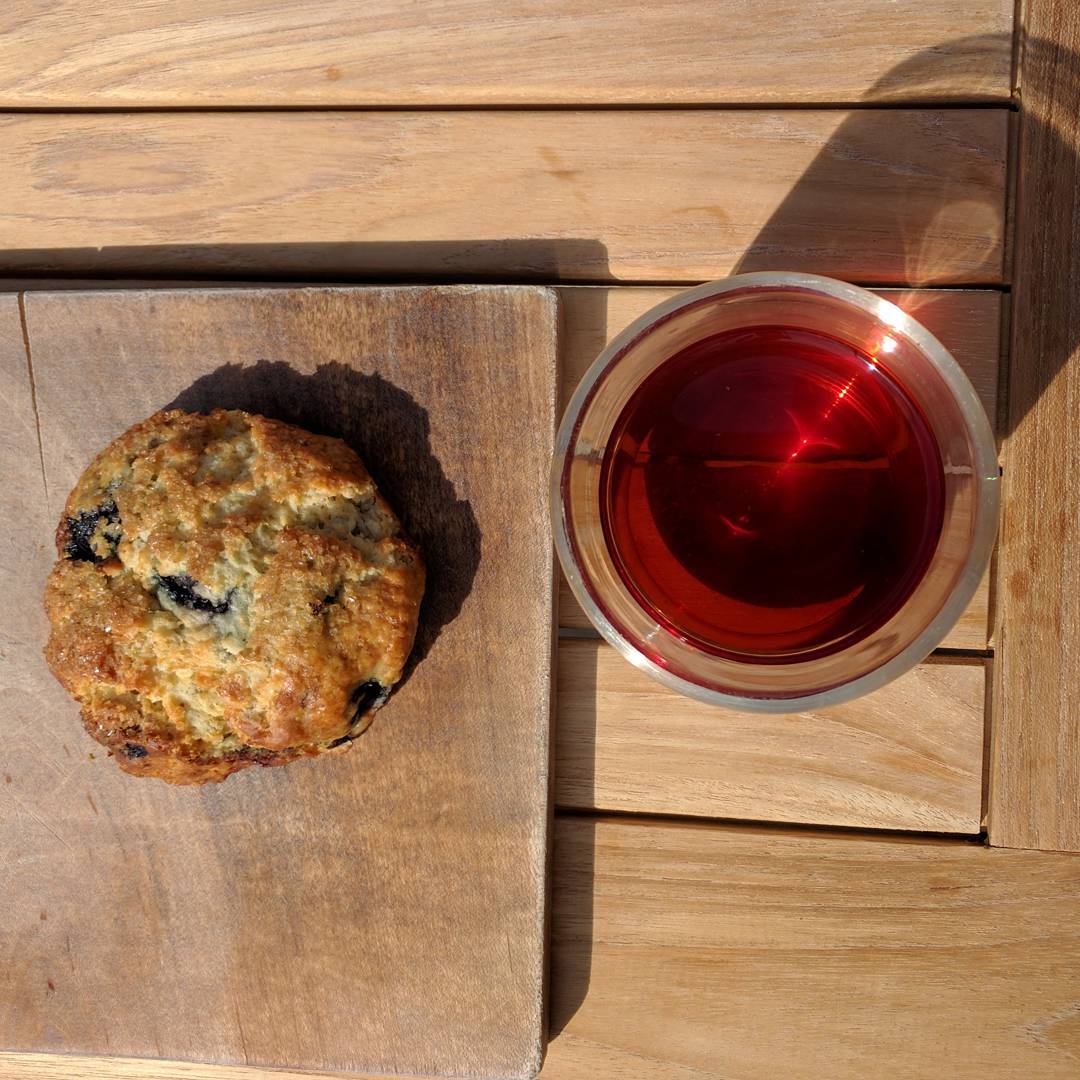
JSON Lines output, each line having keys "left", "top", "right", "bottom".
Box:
{"left": 552, "top": 272, "right": 999, "bottom": 711}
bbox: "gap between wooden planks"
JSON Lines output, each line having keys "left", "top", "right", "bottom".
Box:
{"left": 0, "top": 109, "right": 1008, "bottom": 284}
{"left": 3, "top": 816, "right": 1080, "bottom": 1080}
{"left": 0, "top": 1, "right": 1013, "bottom": 108}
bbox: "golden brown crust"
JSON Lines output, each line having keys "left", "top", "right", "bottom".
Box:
{"left": 44, "top": 409, "right": 425, "bottom": 785}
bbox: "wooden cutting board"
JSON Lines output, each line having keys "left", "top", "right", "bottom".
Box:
{"left": 0, "top": 286, "right": 558, "bottom": 1078}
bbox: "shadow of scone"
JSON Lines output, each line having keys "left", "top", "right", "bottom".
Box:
{"left": 44, "top": 409, "right": 425, "bottom": 785}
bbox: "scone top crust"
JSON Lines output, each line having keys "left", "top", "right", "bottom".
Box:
{"left": 45, "top": 409, "right": 425, "bottom": 785}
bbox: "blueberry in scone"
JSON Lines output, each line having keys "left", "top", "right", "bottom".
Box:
{"left": 44, "top": 409, "right": 425, "bottom": 785}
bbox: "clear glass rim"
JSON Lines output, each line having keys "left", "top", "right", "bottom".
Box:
{"left": 552, "top": 272, "right": 1000, "bottom": 713}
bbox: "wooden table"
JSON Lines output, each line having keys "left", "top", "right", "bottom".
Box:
{"left": 2, "top": 2, "right": 1079, "bottom": 1076}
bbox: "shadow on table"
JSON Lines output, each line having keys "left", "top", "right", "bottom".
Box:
{"left": 547, "top": 645, "right": 600, "bottom": 1044}
{"left": 0, "top": 237, "right": 615, "bottom": 283}
{"left": 731, "top": 31, "right": 1080, "bottom": 440}
{"left": 167, "top": 361, "right": 478, "bottom": 680}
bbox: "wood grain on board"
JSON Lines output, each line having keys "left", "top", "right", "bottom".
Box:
{"left": 0, "top": 286, "right": 557, "bottom": 1078}
{"left": 0, "top": 1, "right": 1013, "bottom": 108}
{"left": 548, "top": 817, "right": 1080, "bottom": 1079}
{"left": 989, "top": 6, "right": 1080, "bottom": 852}
{"left": 556, "top": 286, "right": 1002, "bottom": 649}
{"left": 0, "top": 110, "right": 1007, "bottom": 284}
{"left": 556, "top": 640, "right": 985, "bottom": 832}
{"left": 5, "top": 816, "right": 1080, "bottom": 1080}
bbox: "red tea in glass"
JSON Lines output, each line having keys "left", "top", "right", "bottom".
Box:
{"left": 555, "top": 274, "right": 999, "bottom": 710}
{"left": 599, "top": 325, "right": 946, "bottom": 662}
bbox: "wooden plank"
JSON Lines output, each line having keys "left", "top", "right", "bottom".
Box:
{"left": 556, "top": 639, "right": 985, "bottom": 832}
{"left": 0, "top": 110, "right": 1007, "bottom": 284}
{"left": 0, "top": 1060, "right": 352, "bottom": 1080}
{"left": 0, "top": 287, "right": 557, "bottom": 1077}
{"left": 0, "top": 2, "right": 1014, "bottom": 108}
{"left": 548, "top": 817, "right": 1080, "bottom": 1078}
{"left": 989, "top": 9, "right": 1080, "bottom": 851}
{"left": 556, "top": 286, "right": 1001, "bottom": 650}
{"left": 8, "top": 816, "right": 1080, "bottom": 1079}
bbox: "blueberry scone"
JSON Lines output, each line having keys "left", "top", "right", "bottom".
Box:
{"left": 44, "top": 409, "right": 424, "bottom": 785}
